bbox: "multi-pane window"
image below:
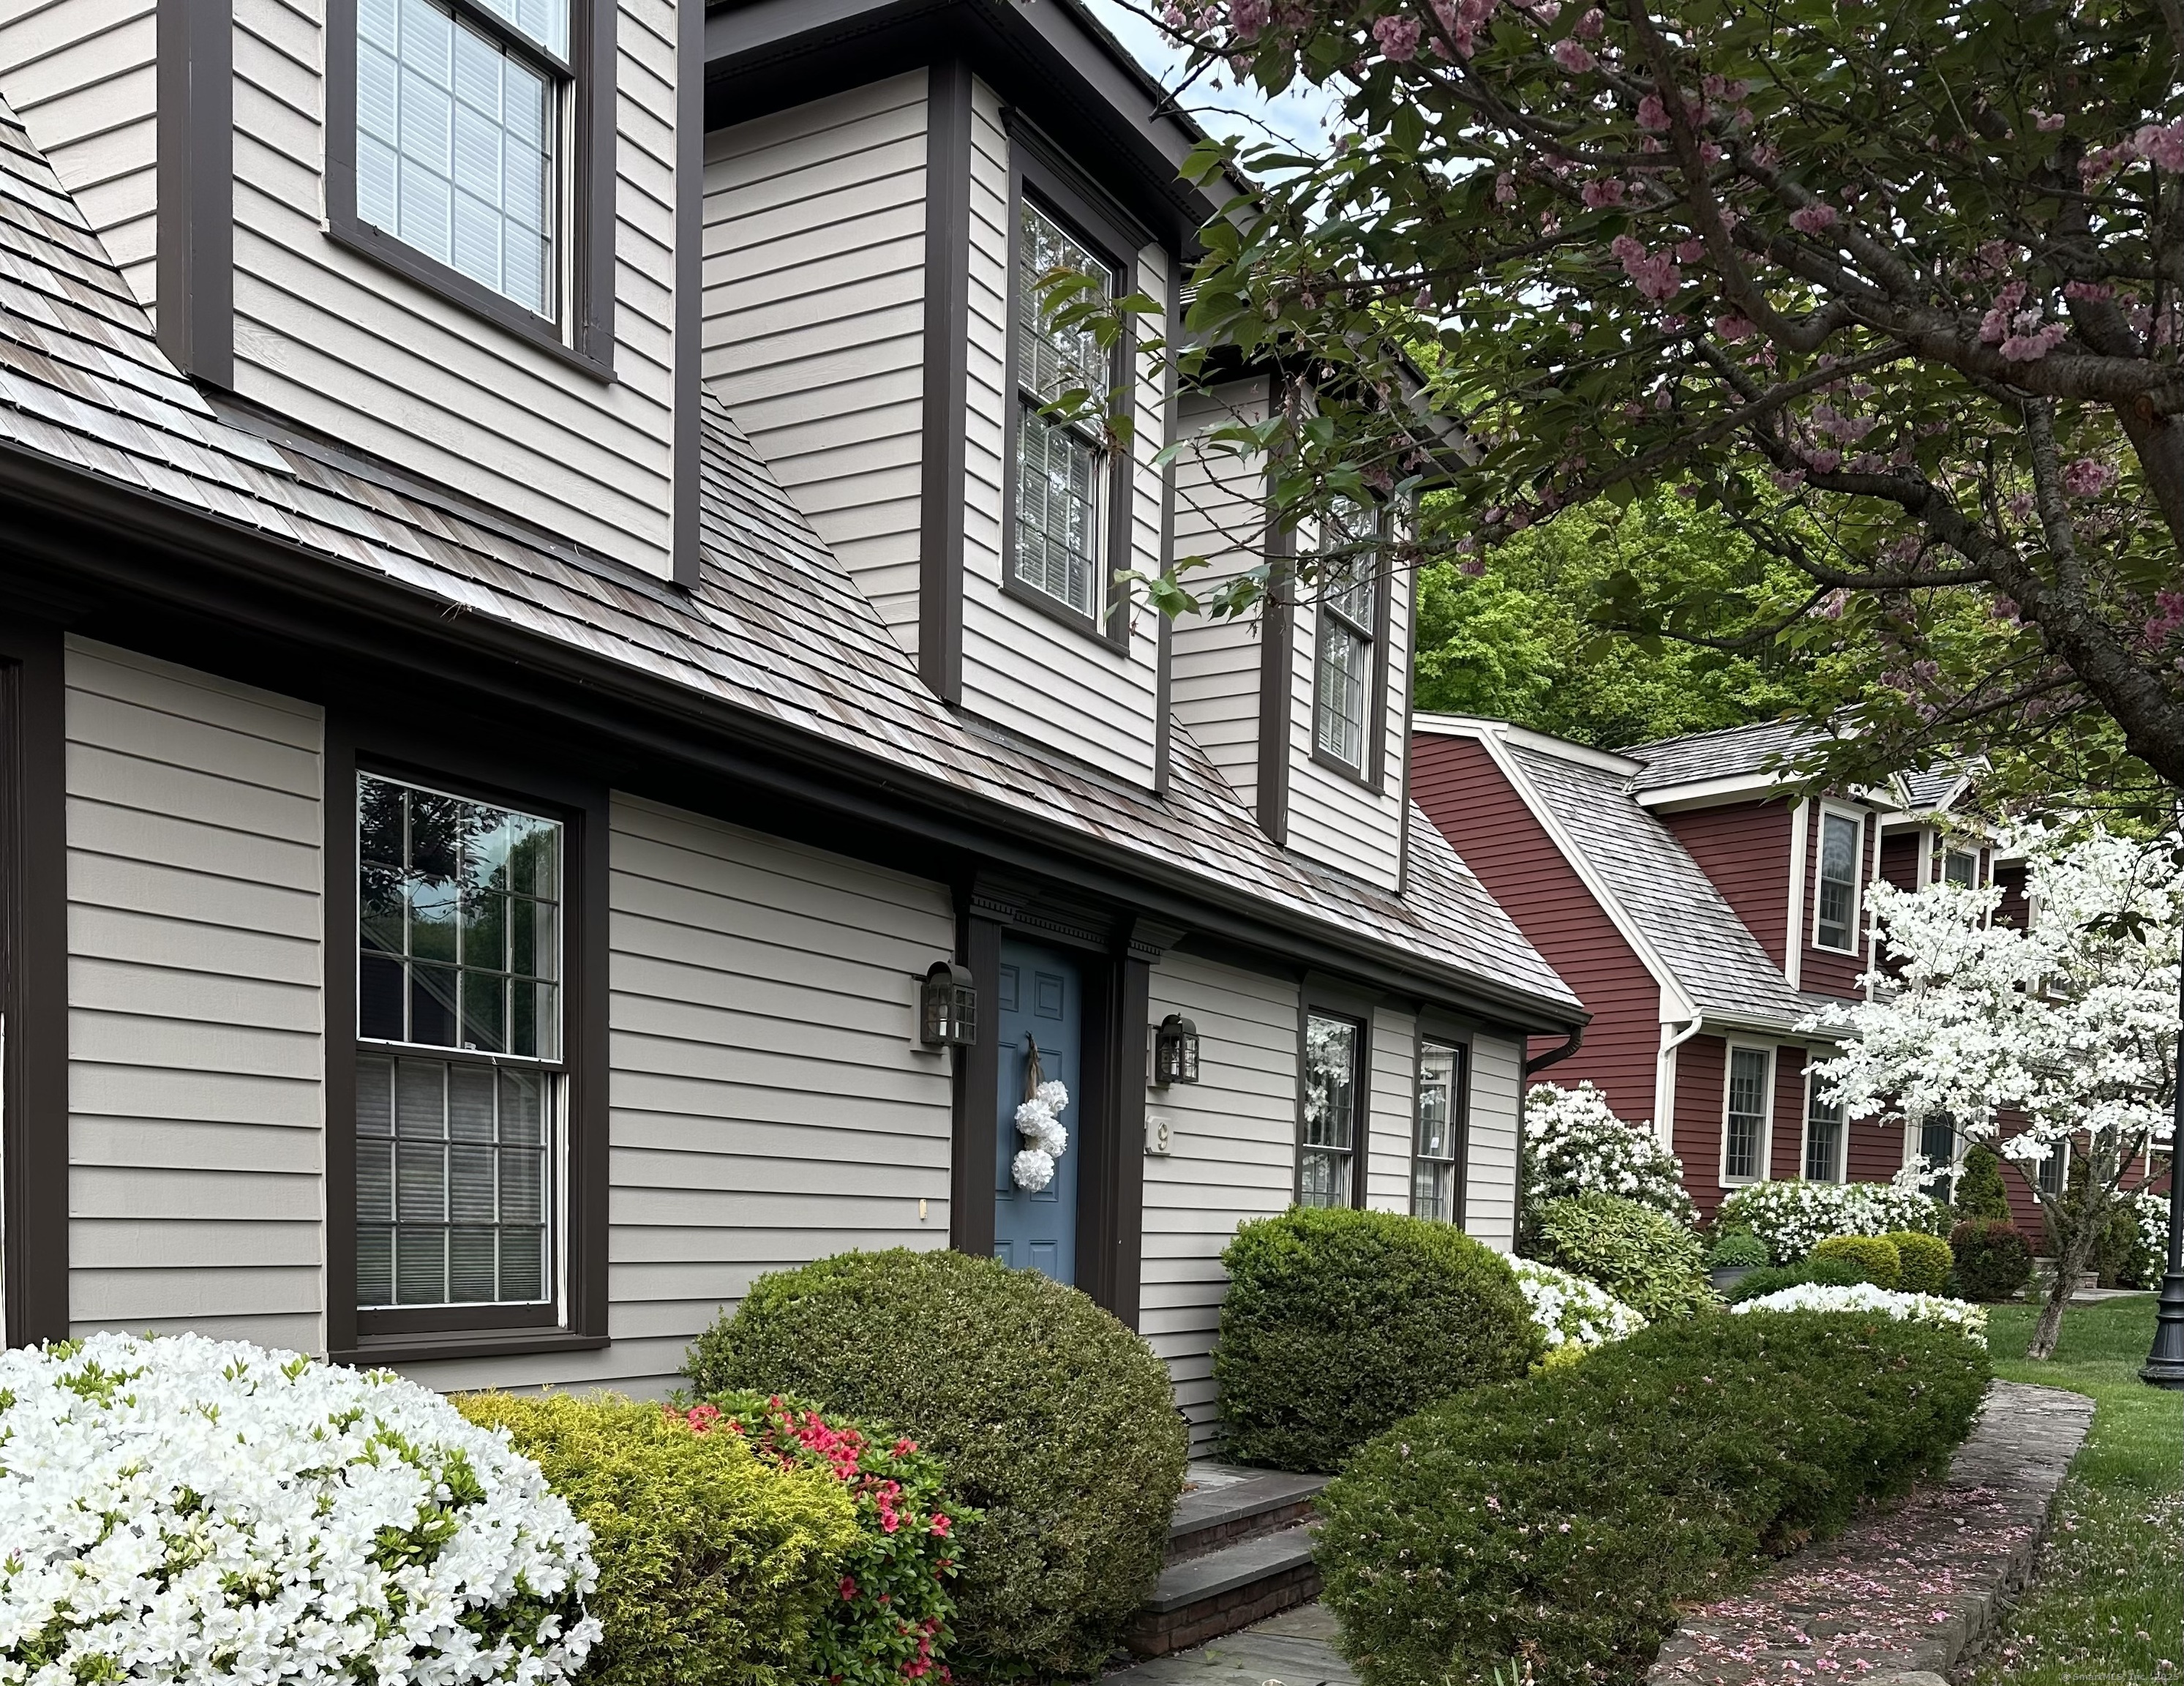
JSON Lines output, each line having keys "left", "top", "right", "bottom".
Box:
{"left": 1412, "top": 1041, "right": 1463, "bottom": 1221}
{"left": 1815, "top": 812, "right": 1861, "bottom": 950}
{"left": 356, "top": 0, "right": 563, "bottom": 316}
{"left": 356, "top": 773, "right": 561, "bottom": 1309}
{"left": 1943, "top": 849, "right": 1978, "bottom": 887}
{"left": 1300, "top": 1013, "right": 1362, "bottom": 1208}
{"left": 1919, "top": 1117, "right": 1959, "bottom": 1205}
{"left": 1313, "top": 503, "right": 1378, "bottom": 772}
{"left": 1013, "top": 200, "right": 1112, "bottom": 621}
{"left": 1724, "top": 1046, "right": 1771, "bottom": 1183}
{"left": 1803, "top": 1077, "right": 1845, "bottom": 1183}
{"left": 2037, "top": 1138, "right": 2068, "bottom": 1200}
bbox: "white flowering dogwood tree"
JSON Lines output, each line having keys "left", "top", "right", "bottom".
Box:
{"left": 1802, "top": 823, "right": 2180, "bottom": 1357}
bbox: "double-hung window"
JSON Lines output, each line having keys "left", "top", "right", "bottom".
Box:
{"left": 355, "top": 772, "right": 562, "bottom": 1313}
{"left": 1012, "top": 199, "right": 1115, "bottom": 624}
{"left": 1411, "top": 1040, "right": 1464, "bottom": 1221}
{"left": 1943, "top": 847, "right": 1978, "bottom": 888}
{"left": 1802, "top": 1071, "right": 1845, "bottom": 1183}
{"left": 1722, "top": 1046, "right": 1772, "bottom": 1183}
{"left": 2037, "top": 1138, "right": 2069, "bottom": 1200}
{"left": 1313, "top": 502, "right": 1380, "bottom": 776}
{"left": 1918, "top": 1116, "right": 1961, "bottom": 1204}
{"left": 1300, "top": 1012, "right": 1363, "bottom": 1207}
{"left": 1814, "top": 810, "right": 1862, "bottom": 951}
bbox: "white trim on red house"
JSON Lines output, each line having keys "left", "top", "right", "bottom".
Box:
{"left": 1720, "top": 1039, "right": 1776, "bottom": 1186}
{"left": 1784, "top": 796, "right": 1810, "bottom": 990}
{"left": 1810, "top": 799, "right": 1870, "bottom": 956}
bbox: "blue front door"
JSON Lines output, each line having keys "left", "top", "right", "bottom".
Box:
{"left": 994, "top": 939, "right": 1081, "bottom": 1283}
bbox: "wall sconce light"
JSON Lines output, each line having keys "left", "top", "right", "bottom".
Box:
{"left": 919, "top": 961, "right": 978, "bottom": 1049}
{"left": 1154, "top": 1014, "right": 1201, "bottom": 1085}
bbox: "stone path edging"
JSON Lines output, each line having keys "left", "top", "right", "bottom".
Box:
{"left": 1646, "top": 1381, "right": 2096, "bottom": 1685}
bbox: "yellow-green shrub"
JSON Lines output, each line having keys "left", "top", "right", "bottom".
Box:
{"left": 1886, "top": 1230, "right": 1954, "bottom": 1295}
{"left": 459, "top": 1393, "right": 860, "bottom": 1686}
{"left": 1809, "top": 1234, "right": 1902, "bottom": 1289}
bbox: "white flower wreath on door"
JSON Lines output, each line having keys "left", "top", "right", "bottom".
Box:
{"left": 1011, "top": 1033, "right": 1071, "bottom": 1191}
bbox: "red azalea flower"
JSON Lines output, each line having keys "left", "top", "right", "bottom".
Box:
{"left": 928, "top": 1515, "right": 951, "bottom": 1537}
{"left": 840, "top": 1577, "right": 859, "bottom": 1603}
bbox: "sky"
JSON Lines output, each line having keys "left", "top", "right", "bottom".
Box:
{"left": 1076, "top": 0, "right": 1343, "bottom": 155}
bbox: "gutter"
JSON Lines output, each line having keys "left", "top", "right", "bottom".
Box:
{"left": 0, "top": 438, "right": 1587, "bottom": 1035}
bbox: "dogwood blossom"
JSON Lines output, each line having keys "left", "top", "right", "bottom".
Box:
{"left": 1509, "top": 1258, "right": 1648, "bottom": 1350}
{"left": 1714, "top": 1169, "right": 1943, "bottom": 1265}
{"left": 1523, "top": 1082, "right": 1697, "bottom": 1225}
{"left": 1731, "top": 1281, "right": 1989, "bottom": 1346}
{"left": 0, "top": 1332, "right": 599, "bottom": 1685}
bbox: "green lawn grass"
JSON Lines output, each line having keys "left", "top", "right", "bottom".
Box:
{"left": 1970, "top": 1295, "right": 2181, "bottom": 1686}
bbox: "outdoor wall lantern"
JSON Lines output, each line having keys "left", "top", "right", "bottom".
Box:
{"left": 919, "top": 961, "right": 978, "bottom": 1049}
{"left": 1154, "top": 1014, "right": 1201, "bottom": 1085}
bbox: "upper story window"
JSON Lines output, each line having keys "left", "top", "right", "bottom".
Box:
{"left": 1814, "top": 809, "right": 1863, "bottom": 951}
{"left": 1943, "top": 847, "right": 1978, "bottom": 887}
{"left": 1013, "top": 198, "right": 1117, "bottom": 625}
{"left": 330, "top": 0, "right": 613, "bottom": 371}
{"left": 1411, "top": 1040, "right": 1464, "bottom": 1221}
{"left": 1299, "top": 1011, "right": 1363, "bottom": 1208}
{"left": 1313, "top": 503, "right": 1381, "bottom": 778}
{"left": 356, "top": 772, "right": 561, "bottom": 1311}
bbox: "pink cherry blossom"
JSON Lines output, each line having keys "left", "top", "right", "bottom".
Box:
{"left": 1373, "top": 13, "right": 1422, "bottom": 59}
{"left": 2063, "top": 458, "right": 2116, "bottom": 498}
{"left": 1230, "top": 0, "right": 1269, "bottom": 38}
{"left": 1550, "top": 37, "right": 1595, "bottom": 72}
{"left": 1573, "top": 7, "right": 1604, "bottom": 37}
{"left": 1789, "top": 203, "right": 1839, "bottom": 235}
{"left": 1580, "top": 178, "right": 1626, "bottom": 208}
{"left": 1714, "top": 314, "right": 1757, "bottom": 341}
{"left": 2135, "top": 119, "right": 2184, "bottom": 171}
{"left": 1637, "top": 93, "right": 1670, "bottom": 132}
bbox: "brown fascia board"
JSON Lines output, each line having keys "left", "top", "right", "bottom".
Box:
{"left": 0, "top": 437, "right": 1583, "bottom": 1038}
{"left": 704, "top": 0, "right": 1224, "bottom": 250}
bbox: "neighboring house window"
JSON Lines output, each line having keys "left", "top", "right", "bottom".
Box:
{"left": 1943, "top": 848, "right": 1978, "bottom": 887}
{"left": 1300, "top": 1012, "right": 1363, "bottom": 1207}
{"left": 1918, "top": 1117, "right": 1960, "bottom": 1205}
{"left": 1012, "top": 199, "right": 1114, "bottom": 623}
{"left": 1802, "top": 1071, "right": 1845, "bottom": 1183}
{"left": 1722, "top": 1045, "right": 1772, "bottom": 1183}
{"left": 1814, "top": 809, "right": 1863, "bottom": 951}
{"left": 1412, "top": 1040, "right": 1464, "bottom": 1221}
{"left": 356, "top": 772, "right": 561, "bottom": 1310}
{"left": 2037, "top": 1138, "right": 2068, "bottom": 1200}
{"left": 1313, "top": 502, "right": 1380, "bottom": 776}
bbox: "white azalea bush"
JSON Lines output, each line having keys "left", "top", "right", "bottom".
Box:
{"left": 1509, "top": 1258, "right": 1648, "bottom": 1353}
{"left": 1523, "top": 1082, "right": 1697, "bottom": 1226}
{"left": 1715, "top": 1169, "right": 1945, "bottom": 1266}
{"left": 0, "top": 1333, "right": 598, "bottom": 1685}
{"left": 1730, "top": 1281, "right": 1989, "bottom": 1347}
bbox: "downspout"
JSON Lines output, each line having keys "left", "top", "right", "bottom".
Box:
{"left": 1524, "top": 1024, "right": 1586, "bottom": 1078}
{"left": 1655, "top": 1016, "right": 1705, "bottom": 1152}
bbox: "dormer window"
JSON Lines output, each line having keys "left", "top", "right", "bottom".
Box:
{"left": 329, "top": 0, "right": 614, "bottom": 371}
{"left": 1013, "top": 199, "right": 1116, "bottom": 623}
{"left": 1312, "top": 501, "right": 1385, "bottom": 781}
{"left": 1814, "top": 809, "right": 1862, "bottom": 951}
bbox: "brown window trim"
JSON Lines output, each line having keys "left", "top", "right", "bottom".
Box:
{"left": 1296, "top": 982, "right": 1375, "bottom": 1210}
{"left": 0, "top": 619, "right": 70, "bottom": 1346}
{"left": 323, "top": 0, "right": 618, "bottom": 381}
{"left": 323, "top": 719, "right": 609, "bottom": 1365}
{"left": 998, "top": 114, "right": 1152, "bottom": 653}
{"left": 1307, "top": 506, "right": 1394, "bottom": 791}
{"left": 1410, "top": 1015, "right": 1474, "bottom": 1226}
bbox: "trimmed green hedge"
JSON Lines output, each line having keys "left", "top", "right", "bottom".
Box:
{"left": 1529, "top": 1193, "right": 1715, "bottom": 1321}
{"left": 684, "top": 1248, "right": 1185, "bottom": 1682}
{"left": 1215, "top": 1207, "right": 1541, "bottom": 1474}
{"left": 1314, "top": 1313, "right": 1990, "bottom": 1686}
{"left": 1888, "top": 1230, "right": 1955, "bottom": 1295}
{"left": 458, "top": 1393, "right": 860, "bottom": 1686}
{"left": 1720, "top": 1256, "right": 1869, "bottom": 1304}
{"left": 1810, "top": 1234, "right": 1902, "bottom": 1289}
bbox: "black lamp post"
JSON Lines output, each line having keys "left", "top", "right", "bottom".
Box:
{"left": 2142, "top": 944, "right": 2184, "bottom": 1387}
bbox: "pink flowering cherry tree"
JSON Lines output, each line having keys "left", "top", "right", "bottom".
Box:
{"left": 1121, "top": 0, "right": 2184, "bottom": 803}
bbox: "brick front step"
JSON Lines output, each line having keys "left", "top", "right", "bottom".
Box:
{"left": 1126, "top": 1523, "right": 1321, "bottom": 1657}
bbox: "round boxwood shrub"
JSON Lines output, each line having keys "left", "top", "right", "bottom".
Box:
{"left": 683, "top": 1248, "right": 1186, "bottom": 1682}
{"left": 1215, "top": 1207, "right": 1542, "bottom": 1472}
{"left": 1809, "top": 1234, "right": 1902, "bottom": 1289}
{"left": 1720, "top": 1256, "right": 1869, "bottom": 1305}
{"left": 1887, "top": 1229, "right": 1955, "bottom": 1295}
{"left": 1529, "top": 1192, "right": 1714, "bottom": 1320}
{"left": 459, "top": 1392, "right": 859, "bottom": 1686}
{"left": 1951, "top": 1218, "right": 2035, "bottom": 1301}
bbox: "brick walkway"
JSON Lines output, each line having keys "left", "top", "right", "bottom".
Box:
{"left": 1648, "top": 1382, "right": 2095, "bottom": 1685}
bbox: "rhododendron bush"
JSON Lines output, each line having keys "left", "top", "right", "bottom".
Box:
{"left": 0, "top": 1333, "right": 598, "bottom": 1685}
{"left": 1803, "top": 820, "right": 2181, "bottom": 1356}
{"left": 1714, "top": 1169, "right": 1945, "bottom": 1264}
{"left": 680, "top": 1392, "right": 964, "bottom": 1686}
{"left": 1523, "top": 1080, "right": 1695, "bottom": 1224}
{"left": 1118, "top": 0, "right": 2184, "bottom": 811}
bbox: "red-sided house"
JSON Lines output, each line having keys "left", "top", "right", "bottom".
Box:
{"left": 1413, "top": 716, "right": 1925, "bottom": 1216}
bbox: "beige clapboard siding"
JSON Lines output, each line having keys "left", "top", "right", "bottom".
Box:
{"left": 1141, "top": 950, "right": 1299, "bottom": 1450}
{"left": 64, "top": 637, "right": 326, "bottom": 1351}
{"left": 224, "top": 0, "right": 676, "bottom": 578}
{"left": 1282, "top": 551, "right": 1411, "bottom": 890}
{"left": 955, "top": 75, "right": 1163, "bottom": 790}
{"left": 0, "top": 0, "right": 159, "bottom": 308}
{"left": 1364, "top": 1006, "right": 1416, "bottom": 1213}
{"left": 702, "top": 70, "right": 930, "bottom": 653}
{"left": 1466, "top": 1031, "right": 1523, "bottom": 1251}
{"left": 397, "top": 793, "right": 956, "bottom": 1397}
{"left": 1168, "top": 378, "right": 1274, "bottom": 812}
